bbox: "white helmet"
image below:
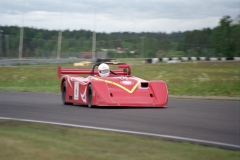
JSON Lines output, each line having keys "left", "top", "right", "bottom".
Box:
{"left": 98, "top": 63, "right": 110, "bottom": 77}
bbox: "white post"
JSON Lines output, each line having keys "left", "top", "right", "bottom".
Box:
{"left": 18, "top": 0, "right": 25, "bottom": 59}
{"left": 5, "top": 35, "right": 9, "bottom": 57}
{"left": 141, "top": 37, "right": 145, "bottom": 57}
{"left": 57, "top": 30, "right": 62, "bottom": 59}
{"left": 18, "top": 27, "right": 24, "bottom": 59}
{"left": 92, "top": 31, "right": 96, "bottom": 60}
{"left": 57, "top": 7, "right": 64, "bottom": 59}
{"left": 92, "top": 9, "right": 96, "bottom": 60}
{"left": 0, "top": 30, "right": 3, "bottom": 57}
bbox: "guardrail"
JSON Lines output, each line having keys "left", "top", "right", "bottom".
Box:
{"left": 0, "top": 58, "right": 118, "bottom": 66}
{"left": 1, "top": 57, "right": 239, "bottom": 65}
{"left": 0, "top": 58, "right": 92, "bottom": 66}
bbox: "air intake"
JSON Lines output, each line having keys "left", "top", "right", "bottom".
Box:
{"left": 141, "top": 82, "right": 148, "bottom": 88}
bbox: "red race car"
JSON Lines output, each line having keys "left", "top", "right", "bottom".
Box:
{"left": 58, "top": 62, "right": 168, "bottom": 108}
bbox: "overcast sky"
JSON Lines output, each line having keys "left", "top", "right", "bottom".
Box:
{"left": 1, "top": 0, "right": 239, "bottom": 33}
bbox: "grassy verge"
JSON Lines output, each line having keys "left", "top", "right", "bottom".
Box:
{"left": 131, "top": 61, "right": 240, "bottom": 96}
{"left": 0, "top": 61, "right": 239, "bottom": 96}
{"left": 0, "top": 120, "right": 239, "bottom": 160}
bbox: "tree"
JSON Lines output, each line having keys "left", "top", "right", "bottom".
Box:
{"left": 213, "top": 16, "right": 232, "bottom": 57}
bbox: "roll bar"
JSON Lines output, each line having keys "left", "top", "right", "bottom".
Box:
{"left": 58, "top": 62, "right": 131, "bottom": 78}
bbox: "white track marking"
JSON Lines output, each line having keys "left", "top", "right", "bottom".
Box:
{"left": 0, "top": 117, "right": 239, "bottom": 150}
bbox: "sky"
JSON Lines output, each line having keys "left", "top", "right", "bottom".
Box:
{"left": 0, "top": 0, "right": 239, "bottom": 33}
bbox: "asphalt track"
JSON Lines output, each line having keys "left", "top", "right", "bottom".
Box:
{"left": 0, "top": 91, "right": 239, "bottom": 150}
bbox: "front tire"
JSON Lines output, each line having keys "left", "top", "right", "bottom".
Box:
{"left": 87, "top": 84, "right": 93, "bottom": 108}
{"left": 62, "top": 81, "right": 73, "bottom": 105}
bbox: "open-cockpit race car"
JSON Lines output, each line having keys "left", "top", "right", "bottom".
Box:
{"left": 57, "top": 62, "right": 168, "bottom": 108}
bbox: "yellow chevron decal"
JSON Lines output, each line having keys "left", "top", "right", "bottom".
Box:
{"left": 93, "top": 77, "right": 139, "bottom": 93}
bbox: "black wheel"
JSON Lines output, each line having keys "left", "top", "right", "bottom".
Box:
{"left": 87, "top": 84, "right": 93, "bottom": 108}
{"left": 62, "top": 81, "right": 73, "bottom": 105}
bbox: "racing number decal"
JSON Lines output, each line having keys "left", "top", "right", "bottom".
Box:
{"left": 74, "top": 82, "right": 79, "bottom": 100}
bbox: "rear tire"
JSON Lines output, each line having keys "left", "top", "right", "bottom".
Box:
{"left": 87, "top": 84, "right": 93, "bottom": 108}
{"left": 62, "top": 81, "right": 73, "bottom": 105}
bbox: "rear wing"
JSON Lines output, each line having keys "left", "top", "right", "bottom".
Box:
{"left": 58, "top": 63, "right": 131, "bottom": 78}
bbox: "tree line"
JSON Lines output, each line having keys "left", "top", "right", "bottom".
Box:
{"left": 0, "top": 15, "right": 239, "bottom": 59}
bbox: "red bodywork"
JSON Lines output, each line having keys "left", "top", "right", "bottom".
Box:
{"left": 58, "top": 63, "right": 168, "bottom": 107}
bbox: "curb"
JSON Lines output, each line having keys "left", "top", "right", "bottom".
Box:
{"left": 146, "top": 57, "right": 240, "bottom": 64}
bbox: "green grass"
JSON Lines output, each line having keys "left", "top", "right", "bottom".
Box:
{"left": 0, "top": 61, "right": 239, "bottom": 96}
{"left": 0, "top": 120, "right": 239, "bottom": 160}
{"left": 131, "top": 62, "right": 240, "bottom": 96}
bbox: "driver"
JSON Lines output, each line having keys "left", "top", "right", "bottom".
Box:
{"left": 98, "top": 63, "right": 110, "bottom": 77}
